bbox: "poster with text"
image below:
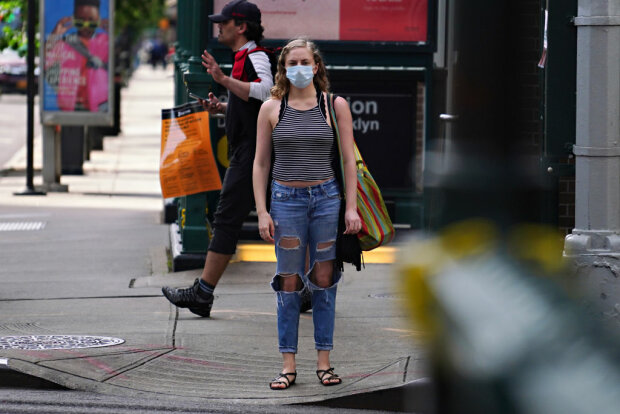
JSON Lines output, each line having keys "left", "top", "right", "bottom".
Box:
{"left": 42, "top": 0, "right": 112, "bottom": 121}
{"left": 160, "top": 102, "right": 222, "bottom": 199}
{"left": 213, "top": 0, "right": 427, "bottom": 42}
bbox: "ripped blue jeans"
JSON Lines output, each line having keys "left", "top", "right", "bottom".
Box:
{"left": 269, "top": 178, "right": 342, "bottom": 353}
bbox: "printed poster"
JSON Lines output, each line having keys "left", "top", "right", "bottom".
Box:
{"left": 42, "top": 0, "right": 111, "bottom": 113}
{"left": 160, "top": 102, "right": 222, "bottom": 199}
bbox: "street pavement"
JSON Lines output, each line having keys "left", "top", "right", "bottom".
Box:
{"left": 0, "top": 65, "right": 428, "bottom": 411}
{"left": 0, "top": 93, "right": 40, "bottom": 169}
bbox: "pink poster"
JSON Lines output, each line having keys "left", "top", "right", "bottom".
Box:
{"left": 340, "top": 0, "right": 427, "bottom": 42}
{"left": 213, "top": 0, "right": 427, "bottom": 43}
{"left": 258, "top": 0, "right": 339, "bottom": 40}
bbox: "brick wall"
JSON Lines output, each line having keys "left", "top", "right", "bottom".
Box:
{"left": 415, "top": 81, "right": 425, "bottom": 194}
{"left": 513, "top": 0, "right": 576, "bottom": 232}
{"left": 558, "top": 175, "right": 576, "bottom": 234}
{"left": 512, "top": 0, "right": 543, "bottom": 153}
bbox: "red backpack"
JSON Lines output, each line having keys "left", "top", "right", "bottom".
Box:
{"left": 231, "top": 46, "right": 279, "bottom": 81}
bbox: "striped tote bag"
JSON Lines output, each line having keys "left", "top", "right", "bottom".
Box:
{"left": 327, "top": 93, "right": 395, "bottom": 251}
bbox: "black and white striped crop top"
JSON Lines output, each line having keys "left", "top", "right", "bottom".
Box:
{"left": 271, "top": 99, "right": 335, "bottom": 182}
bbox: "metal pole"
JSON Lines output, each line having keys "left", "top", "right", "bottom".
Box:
{"left": 564, "top": 0, "right": 620, "bottom": 323}
{"left": 14, "top": 0, "right": 45, "bottom": 196}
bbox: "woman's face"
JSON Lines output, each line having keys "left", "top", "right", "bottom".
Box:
{"left": 285, "top": 46, "right": 316, "bottom": 73}
{"left": 74, "top": 5, "right": 100, "bottom": 38}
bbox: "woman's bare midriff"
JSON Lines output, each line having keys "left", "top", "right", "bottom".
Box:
{"left": 275, "top": 178, "right": 331, "bottom": 188}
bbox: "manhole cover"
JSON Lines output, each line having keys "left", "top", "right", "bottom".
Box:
{"left": 0, "top": 335, "right": 125, "bottom": 350}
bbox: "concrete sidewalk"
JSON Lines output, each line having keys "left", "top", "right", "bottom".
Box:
{"left": 0, "top": 66, "right": 427, "bottom": 409}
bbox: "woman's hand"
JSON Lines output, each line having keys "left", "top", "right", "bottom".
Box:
{"left": 257, "top": 211, "right": 275, "bottom": 243}
{"left": 344, "top": 207, "right": 362, "bottom": 235}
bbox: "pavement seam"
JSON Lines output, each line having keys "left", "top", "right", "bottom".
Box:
{"left": 100, "top": 348, "right": 177, "bottom": 383}
{"left": 0, "top": 295, "right": 163, "bottom": 302}
{"left": 402, "top": 355, "right": 411, "bottom": 382}
{"left": 335, "top": 357, "right": 408, "bottom": 391}
{"left": 167, "top": 304, "right": 179, "bottom": 348}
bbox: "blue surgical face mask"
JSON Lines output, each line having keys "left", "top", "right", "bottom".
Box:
{"left": 286, "top": 65, "right": 314, "bottom": 89}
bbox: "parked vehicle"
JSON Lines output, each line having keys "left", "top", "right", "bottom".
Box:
{"left": 0, "top": 48, "right": 38, "bottom": 95}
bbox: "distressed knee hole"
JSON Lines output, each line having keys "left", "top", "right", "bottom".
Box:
{"left": 278, "top": 273, "right": 303, "bottom": 292}
{"left": 317, "top": 240, "right": 335, "bottom": 252}
{"left": 279, "top": 237, "right": 301, "bottom": 250}
{"left": 309, "top": 260, "right": 335, "bottom": 288}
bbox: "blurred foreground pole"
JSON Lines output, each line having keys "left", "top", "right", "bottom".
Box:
{"left": 14, "top": 0, "right": 45, "bottom": 196}
{"left": 399, "top": 225, "right": 620, "bottom": 414}
{"left": 564, "top": 0, "right": 620, "bottom": 325}
{"left": 399, "top": 0, "right": 620, "bottom": 413}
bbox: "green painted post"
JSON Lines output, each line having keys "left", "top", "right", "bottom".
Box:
{"left": 174, "top": 0, "right": 190, "bottom": 106}
{"left": 175, "top": 0, "right": 219, "bottom": 255}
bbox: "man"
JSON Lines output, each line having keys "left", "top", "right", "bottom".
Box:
{"left": 44, "top": 0, "right": 109, "bottom": 112}
{"left": 162, "top": 0, "right": 274, "bottom": 317}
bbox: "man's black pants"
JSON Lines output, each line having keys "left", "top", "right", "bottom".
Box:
{"left": 208, "top": 143, "right": 255, "bottom": 255}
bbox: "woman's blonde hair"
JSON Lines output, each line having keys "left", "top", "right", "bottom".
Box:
{"left": 270, "top": 37, "right": 330, "bottom": 99}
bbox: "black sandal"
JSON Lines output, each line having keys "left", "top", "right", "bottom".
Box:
{"left": 269, "top": 372, "right": 297, "bottom": 390}
{"left": 316, "top": 368, "right": 342, "bottom": 386}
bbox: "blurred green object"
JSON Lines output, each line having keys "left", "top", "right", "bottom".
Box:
{"left": 399, "top": 221, "right": 620, "bottom": 414}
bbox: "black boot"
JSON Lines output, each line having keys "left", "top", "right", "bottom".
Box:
{"left": 162, "top": 278, "right": 214, "bottom": 317}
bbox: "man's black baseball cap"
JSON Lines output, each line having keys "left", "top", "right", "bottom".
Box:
{"left": 209, "top": 0, "right": 261, "bottom": 23}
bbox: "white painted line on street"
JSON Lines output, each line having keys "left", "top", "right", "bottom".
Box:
{"left": 0, "top": 222, "right": 46, "bottom": 231}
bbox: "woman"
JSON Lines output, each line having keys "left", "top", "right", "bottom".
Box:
{"left": 253, "top": 38, "right": 361, "bottom": 390}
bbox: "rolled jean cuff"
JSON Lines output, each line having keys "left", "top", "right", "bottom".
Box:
{"left": 278, "top": 347, "right": 298, "bottom": 354}
{"left": 315, "top": 342, "right": 333, "bottom": 351}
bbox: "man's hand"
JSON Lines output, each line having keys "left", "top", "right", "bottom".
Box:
{"left": 201, "top": 50, "right": 226, "bottom": 84}
{"left": 199, "top": 92, "right": 225, "bottom": 115}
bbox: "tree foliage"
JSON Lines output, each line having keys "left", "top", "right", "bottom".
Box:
{"left": 0, "top": 0, "right": 31, "bottom": 52}
{"left": 115, "top": 0, "right": 166, "bottom": 40}
{"left": 0, "top": 0, "right": 166, "bottom": 54}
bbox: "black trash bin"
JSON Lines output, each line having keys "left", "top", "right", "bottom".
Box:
{"left": 61, "top": 126, "right": 85, "bottom": 175}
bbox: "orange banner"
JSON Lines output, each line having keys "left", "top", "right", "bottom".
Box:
{"left": 160, "top": 103, "right": 222, "bottom": 198}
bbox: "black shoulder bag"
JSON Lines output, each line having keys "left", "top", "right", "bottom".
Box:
{"left": 326, "top": 93, "right": 362, "bottom": 271}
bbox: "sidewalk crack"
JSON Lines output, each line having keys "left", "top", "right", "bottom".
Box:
{"left": 166, "top": 304, "right": 178, "bottom": 348}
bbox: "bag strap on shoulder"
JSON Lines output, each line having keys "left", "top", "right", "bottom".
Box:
{"left": 327, "top": 93, "right": 346, "bottom": 185}
{"left": 278, "top": 94, "right": 287, "bottom": 123}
